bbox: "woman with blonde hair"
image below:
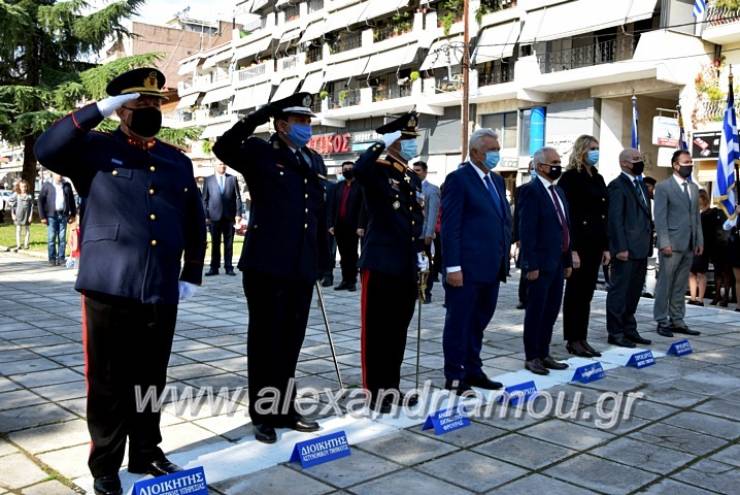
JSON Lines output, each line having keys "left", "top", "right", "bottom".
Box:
{"left": 557, "top": 135, "right": 610, "bottom": 357}
{"left": 9, "top": 179, "right": 34, "bottom": 252}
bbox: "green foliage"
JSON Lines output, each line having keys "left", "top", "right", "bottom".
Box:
{"left": 715, "top": 0, "right": 740, "bottom": 10}
{"left": 202, "top": 140, "right": 214, "bottom": 154}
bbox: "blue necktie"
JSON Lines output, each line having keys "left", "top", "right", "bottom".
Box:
{"left": 218, "top": 175, "right": 225, "bottom": 193}
{"left": 484, "top": 174, "right": 504, "bottom": 217}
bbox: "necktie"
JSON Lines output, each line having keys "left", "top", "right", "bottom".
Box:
{"left": 218, "top": 175, "right": 225, "bottom": 193}
{"left": 549, "top": 185, "right": 570, "bottom": 253}
{"left": 682, "top": 181, "right": 691, "bottom": 206}
{"left": 483, "top": 174, "right": 504, "bottom": 217}
{"left": 297, "top": 151, "right": 312, "bottom": 172}
{"left": 634, "top": 179, "right": 647, "bottom": 208}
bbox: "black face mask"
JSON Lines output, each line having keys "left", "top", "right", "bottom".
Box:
{"left": 631, "top": 161, "right": 645, "bottom": 176}
{"left": 677, "top": 164, "right": 693, "bottom": 178}
{"left": 544, "top": 165, "right": 562, "bottom": 181}
{"left": 126, "top": 107, "right": 162, "bottom": 138}
{"left": 342, "top": 169, "right": 354, "bottom": 181}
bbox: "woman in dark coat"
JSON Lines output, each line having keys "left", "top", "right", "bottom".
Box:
{"left": 558, "top": 135, "right": 609, "bottom": 357}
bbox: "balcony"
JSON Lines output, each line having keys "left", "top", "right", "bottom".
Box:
{"left": 694, "top": 97, "right": 740, "bottom": 124}
{"left": 373, "top": 21, "right": 413, "bottom": 44}
{"left": 330, "top": 31, "right": 363, "bottom": 54}
{"left": 538, "top": 38, "right": 634, "bottom": 74}
{"left": 372, "top": 83, "right": 412, "bottom": 102}
{"left": 328, "top": 88, "right": 362, "bottom": 109}
{"left": 703, "top": 5, "right": 740, "bottom": 44}
{"left": 478, "top": 61, "right": 514, "bottom": 87}
{"left": 278, "top": 54, "right": 301, "bottom": 72}
{"left": 235, "top": 62, "right": 273, "bottom": 88}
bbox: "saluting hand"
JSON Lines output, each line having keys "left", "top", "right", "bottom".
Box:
{"left": 96, "top": 93, "right": 140, "bottom": 118}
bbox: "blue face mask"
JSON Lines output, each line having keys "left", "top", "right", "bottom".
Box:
{"left": 586, "top": 149, "right": 600, "bottom": 167}
{"left": 484, "top": 151, "right": 500, "bottom": 170}
{"left": 399, "top": 139, "right": 418, "bottom": 161}
{"left": 287, "top": 123, "right": 312, "bottom": 148}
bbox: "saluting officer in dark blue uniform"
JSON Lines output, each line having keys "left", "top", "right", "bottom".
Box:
{"left": 213, "top": 93, "right": 327, "bottom": 444}
{"left": 354, "top": 113, "right": 425, "bottom": 412}
{"left": 34, "top": 68, "right": 206, "bottom": 495}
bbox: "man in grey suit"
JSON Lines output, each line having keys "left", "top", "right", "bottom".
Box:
{"left": 653, "top": 150, "right": 703, "bottom": 337}
{"left": 414, "top": 161, "right": 441, "bottom": 303}
{"left": 606, "top": 149, "right": 654, "bottom": 348}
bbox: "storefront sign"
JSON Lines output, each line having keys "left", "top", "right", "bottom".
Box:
{"left": 692, "top": 131, "right": 722, "bottom": 160}
{"left": 309, "top": 133, "right": 352, "bottom": 155}
{"left": 652, "top": 116, "right": 680, "bottom": 147}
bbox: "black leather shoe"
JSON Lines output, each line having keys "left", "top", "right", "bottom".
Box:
{"left": 525, "top": 359, "right": 549, "bottom": 375}
{"left": 205, "top": 269, "right": 219, "bottom": 276}
{"left": 626, "top": 333, "right": 652, "bottom": 345}
{"left": 225, "top": 269, "right": 237, "bottom": 276}
{"left": 608, "top": 335, "right": 636, "bottom": 348}
{"left": 444, "top": 379, "right": 473, "bottom": 394}
{"left": 346, "top": 283, "right": 357, "bottom": 292}
{"left": 128, "top": 457, "right": 182, "bottom": 476}
{"left": 566, "top": 340, "right": 592, "bottom": 357}
{"left": 581, "top": 341, "right": 602, "bottom": 357}
{"left": 466, "top": 374, "right": 503, "bottom": 390}
{"left": 542, "top": 356, "right": 569, "bottom": 370}
{"left": 254, "top": 423, "right": 277, "bottom": 444}
{"left": 672, "top": 325, "right": 701, "bottom": 336}
{"left": 656, "top": 324, "right": 674, "bottom": 338}
{"left": 94, "top": 474, "right": 122, "bottom": 495}
{"left": 281, "top": 414, "right": 320, "bottom": 432}
{"left": 516, "top": 302, "right": 526, "bottom": 310}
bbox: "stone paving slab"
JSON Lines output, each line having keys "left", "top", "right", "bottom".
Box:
{"left": 1, "top": 254, "right": 739, "bottom": 494}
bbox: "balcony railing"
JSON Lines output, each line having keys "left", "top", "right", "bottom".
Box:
{"left": 538, "top": 38, "right": 634, "bottom": 74}
{"left": 373, "top": 84, "right": 412, "bottom": 102}
{"left": 330, "top": 32, "right": 363, "bottom": 54}
{"left": 694, "top": 97, "right": 740, "bottom": 123}
{"left": 237, "top": 64, "right": 267, "bottom": 82}
{"left": 306, "top": 45, "right": 322, "bottom": 64}
{"left": 279, "top": 55, "right": 300, "bottom": 71}
{"left": 373, "top": 22, "right": 413, "bottom": 43}
{"left": 328, "top": 88, "right": 362, "bottom": 109}
{"left": 706, "top": 5, "right": 740, "bottom": 26}
{"left": 436, "top": 77, "right": 463, "bottom": 93}
{"left": 478, "top": 63, "right": 514, "bottom": 87}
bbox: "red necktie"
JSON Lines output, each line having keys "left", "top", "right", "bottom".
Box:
{"left": 549, "top": 185, "right": 570, "bottom": 253}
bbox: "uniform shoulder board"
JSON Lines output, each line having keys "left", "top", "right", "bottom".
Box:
{"left": 391, "top": 162, "right": 406, "bottom": 174}
{"left": 376, "top": 159, "right": 392, "bottom": 167}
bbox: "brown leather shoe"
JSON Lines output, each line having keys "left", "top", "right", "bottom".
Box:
{"left": 525, "top": 359, "right": 549, "bottom": 375}
{"left": 542, "top": 356, "right": 569, "bottom": 370}
{"left": 566, "top": 340, "right": 592, "bottom": 357}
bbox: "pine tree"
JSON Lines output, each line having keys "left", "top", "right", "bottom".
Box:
{"left": 0, "top": 1, "right": 200, "bottom": 192}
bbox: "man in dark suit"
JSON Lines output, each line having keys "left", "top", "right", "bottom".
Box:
{"left": 328, "top": 161, "right": 363, "bottom": 291}
{"left": 512, "top": 162, "right": 536, "bottom": 309}
{"left": 213, "top": 93, "right": 325, "bottom": 443}
{"left": 519, "top": 147, "right": 572, "bottom": 375}
{"left": 606, "top": 148, "right": 654, "bottom": 347}
{"left": 413, "top": 161, "right": 441, "bottom": 303}
{"left": 202, "top": 163, "right": 243, "bottom": 276}
{"left": 34, "top": 68, "right": 206, "bottom": 495}
{"left": 320, "top": 179, "right": 338, "bottom": 287}
{"left": 38, "top": 173, "right": 76, "bottom": 266}
{"left": 441, "top": 128, "right": 510, "bottom": 393}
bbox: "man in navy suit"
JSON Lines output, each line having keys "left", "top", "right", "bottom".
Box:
{"left": 38, "top": 173, "right": 77, "bottom": 265}
{"left": 202, "top": 162, "right": 243, "bottom": 276}
{"left": 441, "top": 128, "right": 511, "bottom": 393}
{"left": 519, "top": 147, "right": 572, "bottom": 375}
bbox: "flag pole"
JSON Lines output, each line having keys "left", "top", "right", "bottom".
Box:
{"left": 731, "top": 65, "right": 740, "bottom": 212}
{"left": 461, "top": 0, "right": 470, "bottom": 159}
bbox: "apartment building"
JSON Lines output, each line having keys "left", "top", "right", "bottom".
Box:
{"left": 176, "top": 0, "right": 723, "bottom": 191}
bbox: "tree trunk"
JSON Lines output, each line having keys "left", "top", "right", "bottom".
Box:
{"left": 21, "top": 135, "right": 38, "bottom": 195}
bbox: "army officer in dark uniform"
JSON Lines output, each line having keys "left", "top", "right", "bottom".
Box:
{"left": 34, "top": 68, "right": 206, "bottom": 495}
{"left": 354, "top": 113, "right": 425, "bottom": 413}
{"left": 213, "top": 93, "right": 326, "bottom": 444}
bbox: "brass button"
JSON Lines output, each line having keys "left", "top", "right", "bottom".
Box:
{"left": 601, "top": 214, "right": 606, "bottom": 219}
{"left": 149, "top": 165, "right": 156, "bottom": 172}
{"left": 150, "top": 239, "right": 158, "bottom": 246}
{"left": 149, "top": 213, "right": 157, "bottom": 221}
{"left": 184, "top": 187, "right": 188, "bottom": 192}
{"left": 408, "top": 206, "right": 412, "bottom": 211}
{"left": 602, "top": 197, "right": 606, "bottom": 202}
{"left": 583, "top": 220, "right": 587, "bottom": 225}
{"left": 305, "top": 208, "right": 308, "bottom": 213}
{"left": 148, "top": 188, "right": 155, "bottom": 195}
{"left": 304, "top": 178, "right": 308, "bottom": 184}
{"left": 305, "top": 193, "right": 309, "bottom": 199}
{"left": 304, "top": 223, "right": 308, "bottom": 229}
{"left": 412, "top": 236, "right": 416, "bottom": 241}
{"left": 112, "top": 170, "right": 119, "bottom": 176}
{"left": 280, "top": 171, "right": 285, "bottom": 176}
{"left": 412, "top": 220, "right": 415, "bottom": 225}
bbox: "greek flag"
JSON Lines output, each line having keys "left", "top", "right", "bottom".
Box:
{"left": 678, "top": 107, "right": 689, "bottom": 151}
{"left": 693, "top": 0, "right": 707, "bottom": 18}
{"left": 631, "top": 95, "right": 639, "bottom": 150}
{"left": 715, "top": 80, "right": 739, "bottom": 227}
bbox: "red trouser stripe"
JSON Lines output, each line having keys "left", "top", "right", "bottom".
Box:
{"left": 360, "top": 269, "right": 370, "bottom": 390}
{"left": 81, "top": 293, "right": 93, "bottom": 454}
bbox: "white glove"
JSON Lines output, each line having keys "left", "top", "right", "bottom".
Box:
{"left": 381, "top": 130, "right": 402, "bottom": 148}
{"left": 417, "top": 252, "right": 430, "bottom": 273}
{"left": 178, "top": 281, "right": 198, "bottom": 302}
{"left": 96, "top": 93, "right": 140, "bottom": 118}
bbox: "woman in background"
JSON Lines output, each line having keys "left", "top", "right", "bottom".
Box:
{"left": 9, "top": 179, "right": 33, "bottom": 252}
{"left": 688, "top": 190, "right": 712, "bottom": 305}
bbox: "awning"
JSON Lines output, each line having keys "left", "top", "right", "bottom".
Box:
{"left": 324, "top": 2, "right": 372, "bottom": 33}
{"left": 301, "top": 71, "right": 324, "bottom": 94}
{"left": 361, "top": 0, "right": 411, "bottom": 22}
{"left": 271, "top": 77, "right": 302, "bottom": 102}
{"left": 324, "top": 57, "right": 370, "bottom": 82}
{"left": 233, "top": 82, "right": 274, "bottom": 110}
{"left": 300, "top": 18, "right": 327, "bottom": 44}
{"left": 202, "top": 48, "right": 233, "bottom": 68}
{"left": 473, "top": 21, "right": 521, "bottom": 64}
{"left": 201, "top": 122, "right": 233, "bottom": 140}
{"left": 366, "top": 44, "right": 419, "bottom": 74}
{"left": 201, "top": 86, "right": 233, "bottom": 105}
{"left": 519, "top": 0, "right": 658, "bottom": 44}
{"left": 250, "top": 0, "right": 269, "bottom": 13}
{"left": 279, "top": 27, "right": 302, "bottom": 47}
{"left": 234, "top": 36, "right": 273, "bottom": 62}
{"left": 177, "top": 58, "right": 200, "bottom": 76}
{"left": 175, "top": 92, "right": 201, "bottom": 110}
{"left": 420, "top": 36, "right": 464, "bottom": 71}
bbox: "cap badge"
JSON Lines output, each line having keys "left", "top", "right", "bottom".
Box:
{"left": 302, "top": 95, "right": 312, "bottom": 107}
{"left": 144, "top": 72, "right": 159, "bottom": 90}
{"left": 408, "top": 116, "right": 417, "bottom": 128}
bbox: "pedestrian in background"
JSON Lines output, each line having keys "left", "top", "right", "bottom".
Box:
{"left": 38, "top": 173, "right": 76, "bottom": 266}
{"left": 202, "top": 162, "right": 243, "bottom": 276}
{"left": 558, "top": 135, "right": 609, "bottom": 357}
{"left": 413, "top": 160, "right": 441, "bottom": 303}
{"left": 9, "top": 179, "right": 33, "bottom": 252}
{"left": 705, "top": 203, "right": 731, "bottom": 307}
{"left": 688, "top": 189, "right": 712, "bottom": 306}
{"left": 329, "top": 160, "right": 363, "bottom": 291}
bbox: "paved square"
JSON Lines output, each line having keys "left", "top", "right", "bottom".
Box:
{"left": 1, "top": 254, "right": 739, "bottom": 494}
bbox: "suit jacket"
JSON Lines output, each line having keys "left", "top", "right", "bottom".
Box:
{"left": 654, "top": 176, "right": 704, "bottom": 252}
{"left": 441, "top": 162, "right": 512, "bottom": 283}
{"left": 421, "top": 180, "right": 441, "bottom": 239}
{"left": 38, "top": 180, "right": 76, "bottom": 219}
{"left": 519, "top": 178, "right": 573, "bottom": 273}
{"left": 558, "top": 167, "right": 608, "bottom": 253}
{"left": 512, "top": 179, "right": 534, "bottom": 244}
{"left": 328, "top": 179, "right": 363, "bottom": 231}
{"left": 33, "top": 103, "right": 206, "bottom": 304}
{"left": 213, "top": 122, "right": 327, "bottom": 283}
{"left": 202, "top": 173, "right": 243, "bottom": 222}
{"left": 607, "top": 173, "right": 653, "bottom": 259}
{"left": 353, "top": 141, "right": 424, "bottom": 277}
